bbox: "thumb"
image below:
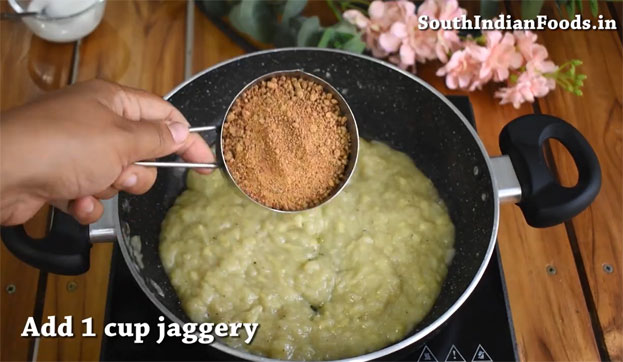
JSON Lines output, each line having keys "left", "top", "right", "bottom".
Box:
{"left": 125, "top": 120, "right": 189, "bottom": 161}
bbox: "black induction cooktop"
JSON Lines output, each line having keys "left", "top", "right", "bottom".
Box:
{"left": 99, "top": 96, "right": 517, "bottom": 362}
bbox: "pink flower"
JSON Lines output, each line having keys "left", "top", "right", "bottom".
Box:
{"left": 513, "top": 31, "right": 557, "bottom": 73}
{"left": 397, "top": 0, "right": 466, "bottom": 66}
{"left": 434, "top": 29, "right": 462, "bottom": 63}
{"left": 403, "top": 14, "right": 437, "bottom": 63}
{"left": 480, "top": 31, "right": 523, "bottom": 82}
{"left": 438, "top": 0, "right": 464, "bottom": 19}
{"left": 417, "top": 0, "right": 438, "bottom": 18}
{"left": 342, "top": 1, "right": 575, "bottom": 107}
{"left": 343, "top": 9, "right": 369, "bottom": 29}
{"left": 526, "top": 47, "right": 557, "bottom": 73}
{"left": 514, "top": 31, "right": 557, "bottom": 73}
{"left": 344, "top": 0, "right": 415, "bottom": 59}
{"left": 399, "top": 41, "right": 416, "bottom": 64}
{"left": 514, "top": 31, "right": 538, "bottom": 59}
{"left": 343, "top": 0, "right": 467, "bottom": 69}
{"left": 495, "top": 69, "right": 555, "bottom": 108}
{"left": 366, "top": 0, "right": 414, "bottom": 32}
{"left": 379, "top": 22, "right": 407, "bottom": 53}
{"left": 434, "top": 0, "right": 465, "bottom": 62}
{"left": 415, "top": 0, "right": 465, "bottom": 63}
{"left": 368, "top": 0, "right": 386, "bottom": 19}
{"left": 436, "top": 41, "right": 488, "bottom": 90}
{"left": 369, "top": 0, "right": 415, "bottom": 27}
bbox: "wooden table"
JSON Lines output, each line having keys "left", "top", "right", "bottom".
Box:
{"left": 1, "top": 1, "right": 621, "bottom": 361}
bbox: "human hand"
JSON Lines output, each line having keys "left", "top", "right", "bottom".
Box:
{"left": 0, "top": 79, "right": 214, "bottom": 226}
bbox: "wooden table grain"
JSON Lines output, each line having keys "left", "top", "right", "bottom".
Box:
{"left": 0, "top": 1, "right": 73, "bottom": 360}
{"left": 1, "top": 1, "right": 621, "bottom": 361}
{"left": 537, "top": 4, "right": 623, "bottom": 360}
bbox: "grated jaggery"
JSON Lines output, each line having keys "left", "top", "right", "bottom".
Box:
{"left": 222, "top": 75, "right": 351, "bottom": 211}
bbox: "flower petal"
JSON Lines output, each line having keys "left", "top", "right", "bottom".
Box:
{"left": 509, "top": 52, "right": 524, "bottom": 69}
{"left": 401, "top": 0, "right": 416, "bottom": 15}
{"left": 466, "top": 43, "right": 488, "bottom": 61}
{"left": 485, "top": 31, "right": 502, "bottom": 46}
{"left": 343, "top": 10, "right": 368, "bottom": 29}
{"left": 417, "top": 0, "right": 438, "bottom": 18}
{"left": 400, "top": 43, "right": 416, "bottom": 66}
{"left": 495, "top": 67, "right": 510, "bottom": 82}
{"left": 369, "top": 1, "right": 385, "bottom": 19}
{"left": 446, "top": 74, "right": 458, "bottom": 89}
{"left": 379, "top": 33, "right": 402, "bottom": 52}
{"left": 458, "top": 73, "right": 471, "bottom": 88}
{"left": 501, "top": 32, "right": 516, "bottom": 46}
{"left": 436, "top": 45, "right": 449, "bottom": 63}
{"left": 520, "top": 86, "right": 535, "bottom": 102}
{"left": 390, "top": 22, "right": 407, "bottom": 38}
{"left": 479, "top": 66, "right": 492, "bottom": 81}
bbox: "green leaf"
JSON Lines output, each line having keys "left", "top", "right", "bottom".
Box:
{"left": 197, "top": 0, "right": 233, "bottom": 17}
{"left": 229, "top": 0, "right": 276, "bottom": 43}
{"left": 296, "top": 16, "right": 322, "bottom": 46}
{"left": 334, "top": 32, "right": 355, "bottom": 44}
{"left": 555, "top": 0, "right": 568, "bottom": 8}
{"left": 554, "top": 0, "right": 567, "bottom": 17}
{"left": 341, "top": 35, "right": 366, "bottom": 53}
{"left": 521, "top": 0, "right": 545, "bottom": 19}
{"left": 589, "top": 0, "right": 598, "bottom": 17}
{"left": 317, "top": 28, "right": 336, "bottom": 48}
{"left": 331, "top": 20, "right": 358, "bottom": 35}
{"left": 273, "top": 24, "right": 298, "bottom": 47}
{"left": 273, "top": 15, "right": 308, "bottom": 47}
{"left": 576, "top": 0, "right": 583, "bottom": 13}
{"left": 316, "top": 20, "right": 360, "bottom": 48}
{"left": 326, "top": 0, "right": 342, "bottom": 21}
{"left": 480, "top": 0, "right": 500, "bottom": 19}
{"left": 565, "top": 0, "right": 576, "bottom": 17}
{"left": 282, "top": 0, "right": 307, "bottom": 23}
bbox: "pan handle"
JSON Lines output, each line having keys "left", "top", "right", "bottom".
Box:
{"left": 0, "top": 208, "right": 91, "bottom": 275}
{"left": 499, "top": 114, "right": 601, "bottom": 228}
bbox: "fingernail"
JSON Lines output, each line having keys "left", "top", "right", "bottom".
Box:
{"left": 84, "top": 199, "right": 94, "bottom": 214}
{"left": 122, "top": 174, "right": 137, "bottom": 188}
{"left": 168, "top": 122, "right": 189, "bottom": 144}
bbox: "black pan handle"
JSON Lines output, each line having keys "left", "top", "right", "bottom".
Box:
{"left": 499, "top": 114, "right": 601, "bottom": 228}
{"left": 0, "top": 208, "right": 91, "bottom": 275}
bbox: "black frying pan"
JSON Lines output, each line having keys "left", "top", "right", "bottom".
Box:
{"left": 1, "top": 49, "right": 601, "bottom": 361}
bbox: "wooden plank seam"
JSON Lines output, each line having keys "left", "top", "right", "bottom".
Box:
{"left": 606, "top": 1, "right": 622, "bottom": 42}
{"left": 532, "top": 99, "right": 611, "bottom": 362}
{"left": 503, "top": 2, "right": 620, "bottom": 360}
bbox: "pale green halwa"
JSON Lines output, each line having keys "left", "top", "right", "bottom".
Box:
{"left": 160, "top": 139, "right": 455, "bottom": 360}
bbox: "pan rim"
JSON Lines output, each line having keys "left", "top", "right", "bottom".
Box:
{"left": 117, "top": 47, "right": 500, "bottom": 362}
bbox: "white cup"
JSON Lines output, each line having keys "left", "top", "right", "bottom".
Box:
{"left": 8, "top": 0, "right": 107, "bottom": 43}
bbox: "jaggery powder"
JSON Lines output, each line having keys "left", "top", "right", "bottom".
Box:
{"left": 222, "top": 75, "right": 351, "bottom": 211}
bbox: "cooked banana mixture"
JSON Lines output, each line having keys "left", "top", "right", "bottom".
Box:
{"left": 160, "top": 139, "right": 455, "bottom": 360}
